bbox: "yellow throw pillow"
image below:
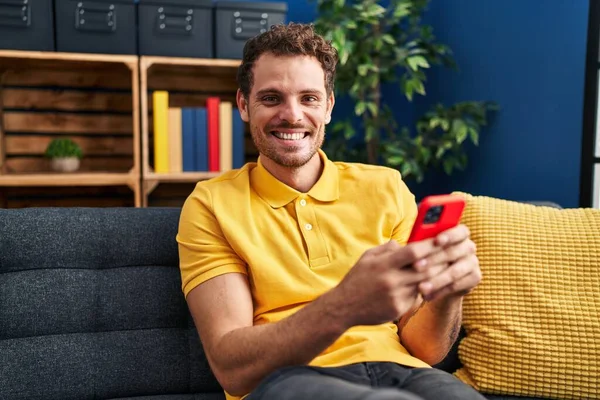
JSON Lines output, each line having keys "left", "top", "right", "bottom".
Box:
{"left": 452, "top": 193, "right": 600, "bottom": 399}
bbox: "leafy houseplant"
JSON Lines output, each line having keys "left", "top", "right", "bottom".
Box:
{"left": 45, "top": 138, "right": 83, "bottom": 173}
{"left": 314, "top": 0, "right": 498, "bottom": 182}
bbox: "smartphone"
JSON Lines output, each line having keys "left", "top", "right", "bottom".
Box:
{"left": 407, "top": 194, "right": 466, "bottom": 243}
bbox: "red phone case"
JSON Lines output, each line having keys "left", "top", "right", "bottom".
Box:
{"left": 407, "top": 194, "right": 466, "bottom": 243}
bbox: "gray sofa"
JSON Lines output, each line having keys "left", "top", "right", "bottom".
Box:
{"left": 0, "top": 207, "right": 544, "bottom": 400}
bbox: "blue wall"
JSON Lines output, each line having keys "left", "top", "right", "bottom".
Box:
{"left": 414, "top": 0, "right": 589, "bottom": 208}
{"left": 266, "top": 1, "right": 589, "bottom": 208}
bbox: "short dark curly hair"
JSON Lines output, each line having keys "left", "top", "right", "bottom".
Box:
{"left": 237, "top": 22, "right": 339, "bottom": 99}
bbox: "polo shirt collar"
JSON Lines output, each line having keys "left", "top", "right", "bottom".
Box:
{"left": 251, "top": 149, "right": 339, "bottom": 208}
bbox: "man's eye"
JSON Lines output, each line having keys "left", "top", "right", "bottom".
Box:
{"left": 262, "top": 96, "right": 278, "bottom": 103}
{"left": 304, "top": 96, "right": 318, "bottom": 102}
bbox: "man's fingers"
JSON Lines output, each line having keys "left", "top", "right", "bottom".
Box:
{"left": 399, "top": 224, "right": 472, "bottom": 271}
{"left": 364, "top": 240, "right": 401, "bottom": 259}
{"left": 418, "top": 254, "right": 480, "bottom": 298}
{"left": 389, "top": 238, "right": 441, "bottom": 268}
{"left": 422, "top": 268, "right": 481, "bottom": 302}
{"left": 434, "top": 224, "right": 470, "bottom": 247}
{"left": 397, "top": 262, "right": 447, "bottom": 286}
{"left": 413, "top": 239, "right": 476, "bottom": 272}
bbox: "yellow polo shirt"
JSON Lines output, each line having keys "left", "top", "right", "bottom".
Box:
{"left": 177, "top": 150, "right": 430, "bottom": 400}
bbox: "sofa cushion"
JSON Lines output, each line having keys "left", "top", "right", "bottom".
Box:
{"left": 452, "top": 193, "right": 600, "bottom": 399}
{"left": 0, "top": 208, "right": 222, "bottom": 400}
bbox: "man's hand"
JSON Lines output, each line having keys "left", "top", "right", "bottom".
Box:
{"left": 396, "top": 224, "right": 480, "bottom": 364}
{"left": 332, "top": 239, "right": 445, "bottom": 328}
{"left": 412, "top": 224, "right": 482, "bottom": 302}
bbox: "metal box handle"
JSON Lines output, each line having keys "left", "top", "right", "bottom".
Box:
{"left": 155, "top": 7, "right": 193, "bottom": 36}
{"left": 0, "top": 0, "right": 31, "bottom": 28}
{"left": 231, "top": 10, "right": 268, "bottom": 40}
{"left": 75, "top": 2, "right": 117, "bottom": 33}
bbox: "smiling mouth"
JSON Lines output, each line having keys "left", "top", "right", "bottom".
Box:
{"left": 271, "top": 131, "right": 309, "bottom": 140}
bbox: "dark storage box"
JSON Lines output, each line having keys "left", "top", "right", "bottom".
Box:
{"left": 214, "top": 1, "right": 287, "bottom": 59}
{"left": 0, "top": 0, "right": 54, "bottom": 51}
{"left": 55, "top": 0, "right": 137, "bottom": 55}
{"left": 138, "top": 0, "right": 213, "bottom": 57}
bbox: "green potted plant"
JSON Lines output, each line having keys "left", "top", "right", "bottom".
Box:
{"left": 313, "top": 0, "right": 498, "bottom": 182}
{"left": 44, "top": 138, "right": 83, "bottom": 173}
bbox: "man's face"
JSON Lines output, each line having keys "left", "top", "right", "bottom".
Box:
{"left": 237, "top": 53, "right": 334, "bottom": 168}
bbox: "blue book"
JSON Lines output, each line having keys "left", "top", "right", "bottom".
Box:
{"left": 232, "top": 108, "right": 246, "bottom": 169}
{"left": 181, "top": 108, "right": 196, "bottom": 172}
{"left": 195, "top": 107, "right": 209, "bottom": 171}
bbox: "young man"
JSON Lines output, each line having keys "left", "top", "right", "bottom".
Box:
{"left": 177, "top": 23, "right": 484, "bottom": 400}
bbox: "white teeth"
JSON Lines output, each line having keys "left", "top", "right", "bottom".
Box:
{"left": 273, "top": 132, "right": 305, "bottom": 140}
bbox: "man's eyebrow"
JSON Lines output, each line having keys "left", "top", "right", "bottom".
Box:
{"left": 298, "top": 89, "right": 325, "bottom": 96}
{"left": 254, "top": 88, "right": 325, "bottom": 98}
{"left": 255, "top": 88, "right": 281, "bottom": 98}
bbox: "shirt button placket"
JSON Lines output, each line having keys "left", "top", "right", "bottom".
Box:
{"left": 296, "top": 196, "right": 330, "bottom": 267}
{"left": 297, "top": 198, "right": 312, "bottom": 231}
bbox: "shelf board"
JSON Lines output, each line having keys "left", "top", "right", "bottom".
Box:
{"left": 0, "top": 49, "right": 137, "bottom": 71}
{"left": 145, "top": 172, "right": 221, "bottom": 183}
{"left": 141, "top": 56, "right": 240, "bottom": 69}
{"left": 0, "top": 172, "right": 135, "bottom": 187}
{"left": 141, "top": 56, "right": 241, "bottom": 83}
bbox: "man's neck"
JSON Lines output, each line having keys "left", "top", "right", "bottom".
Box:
{"left": 260, "top": 153, "right": 323, "bottom": 193}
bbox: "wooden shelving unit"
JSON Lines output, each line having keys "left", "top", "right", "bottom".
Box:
{"left": 0, "top": 172, "right": 136, "bottom": 187}
{"left": 0, "top": 51, "right": 256, "bottom": 208}
{"left": 145, "top": 171, "right": 221, "bottom": 183}
{"left": 139, "top": 56, "right": 249, "bottom": 207}
{"left": 0, "top": 50, "right": 141, "bottom": 207}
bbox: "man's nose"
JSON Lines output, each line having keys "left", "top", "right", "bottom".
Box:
{"left": 279, "top": 101, "right": 303, "bottom": 123}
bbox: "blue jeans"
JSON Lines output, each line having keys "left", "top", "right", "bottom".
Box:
{"left": 246, "top": 362, "right": 486, "bottom": 400}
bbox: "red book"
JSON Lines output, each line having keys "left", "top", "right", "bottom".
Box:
{"left": 206, "top": 97, "right": 221, "bottom": 172}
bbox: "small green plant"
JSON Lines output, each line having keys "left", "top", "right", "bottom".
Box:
{"left": 44, "top": 138, "right": 83, "bottom": 159}
{"left": 314, "top": 0, "right": 498, "bottom": 183}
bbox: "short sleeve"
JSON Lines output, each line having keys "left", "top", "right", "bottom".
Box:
{"left": 391, "top": 171, "right": 418, "bottom": 245}
{"left": 176, "top": 184, "right": 247, "bottom": 298}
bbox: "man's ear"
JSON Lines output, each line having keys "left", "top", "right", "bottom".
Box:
{"left": 326, "top": 91, "right": 335, "bottom": 125}
{"left": 236, "top": 89, "right": 250, "bottom": 122}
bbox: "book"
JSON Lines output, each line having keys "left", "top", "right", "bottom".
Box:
{"left": 206, "top": 97, "right": 220, "bottom": 172}
{"left": 219, "top": 101, "right": 233, "bottom": 172}
{"left": 232, "top": 108, "right": 246, "bottom": 169}
{"left": 195, "top": 107, "right": 209, "bottom": 171}
{"left": 181, "top": 108, "right": 196, "bottom": 172}
{"left": 152, "top": 91, "right": 169, "bottom": 173}
{"left": 168, "top": 108, "right": 182, "bottom": 173}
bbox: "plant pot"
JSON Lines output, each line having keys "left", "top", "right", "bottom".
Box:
{"left": 51, "top": 157, "right": 81, "bottom": 173}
